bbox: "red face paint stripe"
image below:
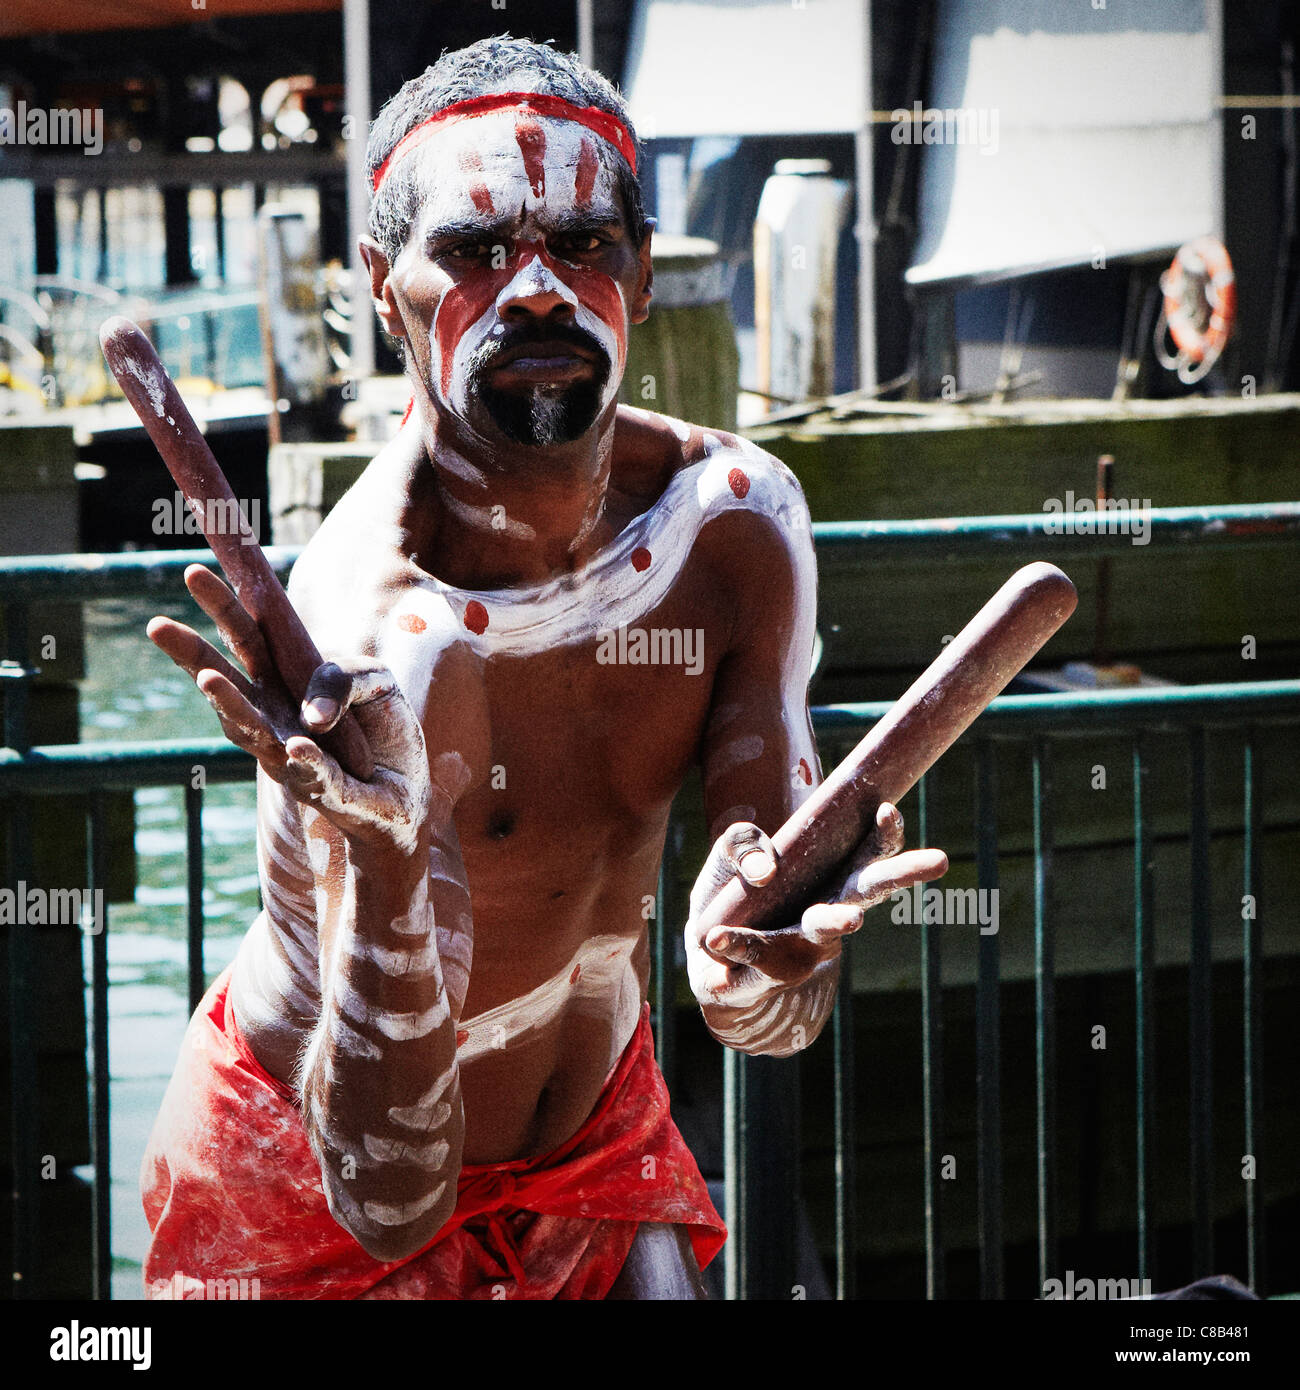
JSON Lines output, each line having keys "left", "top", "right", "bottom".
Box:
{"left": 531, "top": 245, "right": 627, "bottom": 354}
{"left": 371, "top": 91, "right": 637, "bottom": 192}
{"left": 574, "top": 137, "right": 598, "bottom": 207}
{"left": 434, "top": 278, "right": 498, "bottom": 399}
{"left": 457, "top": 148, "right": 495, "bottom": 215}
{"left": 515, "top": 117, "right": 548, "bottom": 200}
{"left": 432, "top": 243, "right": 627, "bottom": 400}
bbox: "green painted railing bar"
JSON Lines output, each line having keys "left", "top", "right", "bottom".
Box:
{"left": 918, "top": 774, "right": 945, "bottom": 1301}
{"left": 6, "top": 682, "right": 1296, "bottom": 795}
{"left": 0, "top": 499, "right": 1296, "bottom": 603}
{"left": 722, "top": 1049, "right": 743, "bottom": 1301}
{"left": 812, "top": 501, "right": 1300, "bottom": 561}
{"left": 185, "top": 785, "right": 205, "bottom": 1019}
{"left": 1189, "top": 727, "right": 1214, "bottom": 1277}
{"left": 87, "top": 790, "right": 111, "bottom": 1302}
{"left": 0, "top": 740, "right": 253, "bottom": 792}
{"left": 1033, "top": 739, "right": 1058, "bottom": 1293}
{"left": 1133, "top": 735, "right": 1156, "bottom": 1285}
{"left": 975, "top": 740, "right": 1003, "bottom": 1300}
{"left": 4, "top": 598, "right": 37, "bottom": 1302}
{"left": 0, "top": 547, "right": 299, "bottom": 601}
{"left": 814, "top": 681, "right": 1300, "bottom": 737}
{"left": 833, "top": 944, "right": 856, "bottom": 1300}
{"left": 653, "top": 823, "right": 679, "bottom": 1095}
{"left": 1243, "top": 735, "right": 1264, "bottom": 1295}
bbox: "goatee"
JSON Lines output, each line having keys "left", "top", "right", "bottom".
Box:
{"left": 463, "top": 328, "right": 611, "bottom": 447}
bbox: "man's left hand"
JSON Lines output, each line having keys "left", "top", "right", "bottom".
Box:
{"left": 685, "top": 803, "right": 949, "bottom": 1011}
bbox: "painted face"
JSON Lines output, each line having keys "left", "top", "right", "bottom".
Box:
{"left": 390, "top": 108, "right": 641, "bottom": 448}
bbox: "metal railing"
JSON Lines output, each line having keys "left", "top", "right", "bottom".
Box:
{"left": 3, "top": 503, "right": 1298, "bottom": 1299}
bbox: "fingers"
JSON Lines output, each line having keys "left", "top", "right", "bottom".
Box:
{"left": 870, "top": 801, "right": 906, "bottom": 860}
{"left": 696, "top": 922, "right": 821, "bottom": 999}
{"left": 829, "top": 802, "right": 905, "bottom": 898}
{"left": 183, "top": 565, "right": 276, "bottom": 686}
{"left": 282, "top": 734, "right": 429, "bottom": 852}
{"left": 688, "top": 820, "right": 778, "bottom": 920}
{"left": 831, "top": 847, "right": 950, "bottom": 923}
{"left": 299, "top": 658, "right": 426, "bottom": 782}
{"left": 194, "top": 669, "right": 287, "bottom": 768}
{"left": 147, "top": 615, "right": 253, "bottom": 700}
{"left": 301, "top": 661, "right": 401, "bottom": 732}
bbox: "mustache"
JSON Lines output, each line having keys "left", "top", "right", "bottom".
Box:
{"left": 466, "top": 321, "right": 609, "bottom": 374}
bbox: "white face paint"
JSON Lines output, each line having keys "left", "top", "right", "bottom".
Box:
{"left": 400, "top": 108, "right": 632, "bottom": 438}
{"left": 438, "top": 250, "right": 626, "bottom": 425}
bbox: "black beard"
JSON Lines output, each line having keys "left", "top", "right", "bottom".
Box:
{"left": 463, "top": 327, "right": 611, "bottom": 447}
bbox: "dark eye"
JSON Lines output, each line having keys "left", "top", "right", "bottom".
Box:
{"left": 557, "top": 233, "right": 604, "bottom": 255}
{"left": 443, "top": 240, "right": 495, "bottom": 261}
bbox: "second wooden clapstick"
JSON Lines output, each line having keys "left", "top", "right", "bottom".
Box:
{"left": 696, "top": 562, "right": 1077, "bottom": 936}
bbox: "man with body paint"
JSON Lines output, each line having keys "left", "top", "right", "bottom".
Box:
{"left": 140, "top": 37, "right": 949, "bottom": 1300}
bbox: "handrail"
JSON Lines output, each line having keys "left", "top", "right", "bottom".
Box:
{"left": 814, "top": 501, "right": 1300, "bottom": 558}
{"left": 3, "top": 682, "right": 1298, "bottom": 789}
{"left": 0, "top": 500, "right": 1297, "bottom": 601}
{"left": 813, "top": 680, "right": 1300, "bottom": 737}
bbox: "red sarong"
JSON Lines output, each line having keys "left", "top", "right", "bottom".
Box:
{"left": 141, "top": 967, "right": 726, "bottom": 1300}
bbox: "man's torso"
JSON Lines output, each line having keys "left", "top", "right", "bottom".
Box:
{"left": 228, "top": 405, "right": 798, "bottom": 1163}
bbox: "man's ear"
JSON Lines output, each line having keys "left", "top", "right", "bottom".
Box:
{"left": 358, "top": 236, "right": 407, "bottom": 343}
{"left": 629, "top": 223, "right": 654, "bottom": 326}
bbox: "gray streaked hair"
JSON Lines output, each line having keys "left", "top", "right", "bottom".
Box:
{"left": 366, "top": 34, "right": 648, "bottom": 268}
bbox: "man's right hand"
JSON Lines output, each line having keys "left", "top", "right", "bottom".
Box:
{"left": 148, "top": 563, "right": 433, "bottom": 858}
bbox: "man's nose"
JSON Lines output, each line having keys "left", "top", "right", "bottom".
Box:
{"left": 495, "top": 252, "right": 580, "bottom": 321}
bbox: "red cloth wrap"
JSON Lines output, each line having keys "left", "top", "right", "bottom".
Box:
{"left": 141, "top": 967, "right": 725, "bottom": 1299}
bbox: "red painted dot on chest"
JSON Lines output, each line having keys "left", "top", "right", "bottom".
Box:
{"left": 456, "top": 1028, "right": 469, "bottom": 1047}
{"left": 397, "top": 612, "right": 427, "bottom": 634}
{"left": 515, "top": 117, "right": 547, "bottom": 198}
{"left": 570, "top": 964, "right": 582, "bottom": 985}
{"left": 631, "top": 547, "right": 652, "bottom": 572}
{"left": 463, "top": 600, "right": 489, "bottom": 634}
{"left": 728, "top": 468, "right": 750, "bottom": 499}
{"left": 797, "top": 758, "right": 812, "bottom": 784}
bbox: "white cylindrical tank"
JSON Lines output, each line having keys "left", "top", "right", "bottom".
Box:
{"left": 754, "top": 159, "right": 851, "bottom": 404}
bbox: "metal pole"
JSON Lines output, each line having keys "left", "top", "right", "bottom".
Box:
{"left": 974, "top": 739, "right": 1003, "bottom": 1299}
{"left": 344, "top": 0, "right": 375, "bottom": 382}
{"left": 577, "top": 0, "right": 596, "bottom": 68}
{"left": 854, "top": 0, "right": 877, "bottom": 391}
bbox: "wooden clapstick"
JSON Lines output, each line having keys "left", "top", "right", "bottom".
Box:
{"left": 99, "top": 316, "right": 374, "bottom": 780}
{"left": 696, "top": 562, "right": 1077, "bottom": 935}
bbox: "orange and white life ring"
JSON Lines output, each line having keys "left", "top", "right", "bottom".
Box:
{"left": 1155, "top": 237, "right": 1236, "bottom": 384}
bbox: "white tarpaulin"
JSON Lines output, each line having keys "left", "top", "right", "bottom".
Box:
{"left": 906, "top": 0, "right": 1223, "bottom": 286}
{"left": 622, "top": 0, "right": 868, "bottom": 138}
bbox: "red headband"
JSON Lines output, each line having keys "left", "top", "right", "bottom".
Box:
{"left": 371, "top": 91, "right": 638, "bottom": 193}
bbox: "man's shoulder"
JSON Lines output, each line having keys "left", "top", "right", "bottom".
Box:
{"left": 613, "top": 405, "right": 809, "bottom": 525}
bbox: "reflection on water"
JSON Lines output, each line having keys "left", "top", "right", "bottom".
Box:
{"left": 81, "top": 596, "right": 263, "bottom": 1299}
